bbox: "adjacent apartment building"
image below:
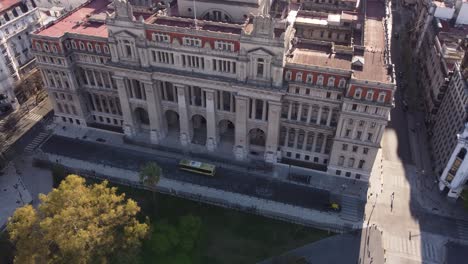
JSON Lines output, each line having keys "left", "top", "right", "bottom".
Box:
{"left": 31, "top": 0, "right": 395, "bottom": 181}
{"left": 437, "top": 59, "right": 468, "bottom": 199}
{"left": 0, "top": 0, "right": 42, "bottom": 112}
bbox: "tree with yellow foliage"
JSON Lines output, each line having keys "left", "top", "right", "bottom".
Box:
{"left": 7, "top": 175, "right": 149, "bottom": 264}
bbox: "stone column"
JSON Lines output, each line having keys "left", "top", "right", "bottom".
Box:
{"left": 144, "top": 81, "right": 167, "bottom": 144}
{"left": 326, "top": 109, "right": 333, "bottom": 126}
{"left": 205, "top": 89, "right": 218, "bottom": 151}
{"left": 176, "top": 84, "right": 191, "bottom": 146}
{"left": 114, "top": 76, "right": 135, "bottom": 137}
{"left": 234, "top": 95, "right": 249, "bottom": 160}
{"left": 316, "top": 107, "right": 322, "bottom": 125}
{"left": 297, "top": 103, "right": 302, "bottom": 122}
{"left": 265, "top": 101, "right": 282, "bottom": 163}
{"left": 287, "top": 101, "right": 292, "bottom": 120}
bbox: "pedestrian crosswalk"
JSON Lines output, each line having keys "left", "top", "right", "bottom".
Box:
{"left": 383, "top": 234, "right": 440, "bottom": 263}
{"left": 26, "top": 113, "right": 43, "bottom": 122}
{"left": 24, "top": 132, "right": 49, "bottom": 154}
{"left": 382, "top": 161, "right": 409, "bottom": 188}
{"left": 456, "top": 219, "right": 468, "bottom": 241}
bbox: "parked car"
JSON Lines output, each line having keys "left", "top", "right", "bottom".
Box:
{"left": 324, "top": 202, "right": 341, "bottom": 212}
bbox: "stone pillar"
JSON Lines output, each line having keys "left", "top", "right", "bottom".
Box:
{"left": 234, "top": 95, "right": 249, "bottom": 160}
{"left": 144, "top": 81, "right": 167, "bottom": 144}
{"left": 316, "top": 107, "right": 322, "bottom": 125}
{"left": 265, "top": 101, "right": 282, "bottom": 163}
{"left": 114, "top": 77, "right": 135, "bottom": 137}
{"left": 297, "top": 103, "right": 302, "bottom": 122}
{"left": 176, "top": 84, "right": 191, "bottom": 146}
{"left": 326, "top": 109, "right": 332, "bottom": 126}
{"left": 205, "top": 89, "right": 218, "bottom": 152}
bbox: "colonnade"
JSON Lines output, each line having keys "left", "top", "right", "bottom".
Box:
{"left": 114, "top": 76, "right": 282, "bottom": 162}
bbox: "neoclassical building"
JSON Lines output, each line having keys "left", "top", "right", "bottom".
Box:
{"left": 31, "top": 0, "right": 395, "bottom": 181}
{"left": 0, "top": 0, "right": 42, "bottom": 112}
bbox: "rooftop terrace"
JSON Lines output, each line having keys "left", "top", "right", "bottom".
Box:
{"left": 287, "top": 0, "right": 391, "bottom": 84}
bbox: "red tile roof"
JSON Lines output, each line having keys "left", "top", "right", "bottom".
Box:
{"left": 36, "top": 0, "right": 109, "bottom": 38}
{"left": 0, "top": 0, "right": 21, "bottom": 14}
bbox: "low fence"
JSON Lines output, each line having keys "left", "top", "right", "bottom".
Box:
{"left": 34, "top": 153, "right": 357, "bottom": 233}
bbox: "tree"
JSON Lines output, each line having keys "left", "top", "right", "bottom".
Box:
{"left": 146, "top": 215, "right": 202, "bottom": 264}
{"left": 139, "top": 162, "right": 162, "bottom": 202}
{"left": 7, "top": 175, "right": 149, "bottom": 264}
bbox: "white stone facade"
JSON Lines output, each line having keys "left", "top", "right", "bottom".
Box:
{"left": 31, "top": 0, "right": 394, "bottom": 181}
{"left": 0, "top": 0, "right": 42, "bottom": 112}
{"left": 439, "top": 123, "right": 468, "bottom": 199}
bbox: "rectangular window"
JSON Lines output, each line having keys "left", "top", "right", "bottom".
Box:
{"left": 342, "top": 144, "right": 348, "bottom": 151}
{"left": 153, "top": 33, "right": 170, "bottom": 43}
{"left": 212, "top": 59, "right": 236, "bottom": 73}
{"left": 182, "top": 55, "right": 204, "bottom": 69}
{"left": 215, "top": 41, "right": 234, "bottom": 51}
{"left": 183, "top": 37, "right": 202, "bottom": 47}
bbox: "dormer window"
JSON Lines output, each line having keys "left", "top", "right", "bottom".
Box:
{"left": 87, "top": 43, "right": 93, "bottom": 52}
{"left": 338, "top": 78, "right": 346, "bottom": 88}
{"left": 215, "top": 41, "right": 234, "bottom": 51}
{"left": 103, "top": 45, "right": 109, "bottom": 54}
{"left": 378, "top": 92, "right": 386, "bottom": 103}
{"left": 285, "top": 71, "right": 292, "bottom": 81}
{"left": 79, "top": 41, "right": 85, "bottom": 50}
{"left": 295, "top": 72, "right": 303, "bottom": 82}
{"left": 35, "top": 42, "right": 42, "bottom": 51}
{"left": 366, "top": 90, "right": 374, "bottom": 101}
{"left": 43, "top": 43, "right": 49, "bottom": 52}
{"left": 306, "top": 74, "right": 313, "bottom": 83}
{"left": 51, "top": 45, "right": 58, "bottom": 53}
{"left": 257, "top": 58, "right": 265, "bottom": 77}
{"left": 71, "top": 41, "right": 77, "bottom": 49}
{"left": 183, "top": 37, "right": 202, "bottom": 47}
{"left": 95, "top": 44, "right": 101, "bottom": 53}
{"left": 354, "top": 88, "right": 362, "bottom": 99}
{"left": 317, "top": 75, "right": 324, "bottom": 86}
{"left": 65, "top": 41, "right": 71, "bottom": 49}
{"left": 153, "top": 33, "right": 170, "bottom": 43}
{"left": 327, "top": 77, "right": 335, "bottom": 87}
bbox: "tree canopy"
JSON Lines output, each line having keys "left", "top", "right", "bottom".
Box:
{"left": 7, "top": 175, "right": 149, "bottom": 264}
{"left": 139, "top": 162, "right": 161, "bottom": 188}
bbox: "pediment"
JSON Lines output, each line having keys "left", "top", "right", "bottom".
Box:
{"left": 247, "top": 47, "right": 274, "bottom": 56}
{"left": 112, "top": 30, "right": 138, "bottom": 39}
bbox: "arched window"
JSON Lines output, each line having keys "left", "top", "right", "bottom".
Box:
{"left": 354, "top": 88, "right": 362, "bottom": 99}
{"left": 338, "top": 78, "right": 346, "bottom": 88}
{"left": 327, "top": 76, "right": 335, "bottom": 87}
{"left": 87, "top": 43, "right": 93, "bottom": 52}
{"left": 257, "top": 58, "right": 265, "bottom": 77}
{"left": 317, "top": 75, "right": 324, "bottom": 86}
{"left": 296, "top": 72, "right": 303, "bottom": 82}
{"left": 366, "top": 90, "right": 374, "bottom": 101}
{"left": 43, "top": 43, "right": 49, "bottom": 52}
{"left": 338, "top": 156, "right": 345, "bottom": 166}
{"left": 35, "top": 42, "right": 42, "bottom": 51}
{"left": 123, "top": 40, "right": 133, "bottom": 57}
{"left": 358, "top": 160, "right": 365, "bottom": 169}
{"left": 378, "top": 92, "right": 386, "bottom": 102}
{"left": 51, "top": 45, "right": 57, "bottom": 53}
{"left": 71, "top": 40, "right": 77, "bottom": 49}
{"left": 306, "top": 73, "right": 313, "bottom": 83}
{"left": 285, "top": 70, "right": 292, "bottom": 81}
{"left": 95, "top": 44, "right": 101, "bottom": 53}
{"left": 79, "top": 41, "right": 85, "bottom": 50}
{"left": 348, "top": 158, "right": 355, "bottom": 167}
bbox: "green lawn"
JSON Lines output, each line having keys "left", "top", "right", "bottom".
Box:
{"left": 114, "top": 184, "right": 331, "bottom": 264}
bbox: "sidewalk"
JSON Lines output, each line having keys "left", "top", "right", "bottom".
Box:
{"left": 52, "top": 124, "right": 369, "bottom": 200}
{"left": 36, "top": 151, "right": 362, "bottom": 232}
{"left": 407, "top": 112, "right": 468, "bottom": 220}
{"left": 0, "top": 162, "right": 32, "bottom": 230}
{"left": 1, "top": 95, "right": 52, "bottom": 156}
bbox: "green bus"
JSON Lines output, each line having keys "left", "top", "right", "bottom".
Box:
{"left": 179, "top": 159, "right": 216, "bottom": 176}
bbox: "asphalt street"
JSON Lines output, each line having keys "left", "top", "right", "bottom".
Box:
{"left": 41, "top": 135, "right": 331, "bottom": 211}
